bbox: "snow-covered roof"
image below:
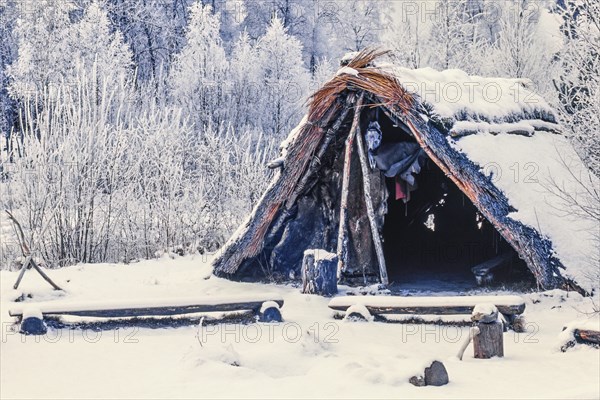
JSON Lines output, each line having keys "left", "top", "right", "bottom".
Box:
{"left": 453, "top": 132, "right": 598, "bottom": 293}
{"left": 382, "top": 65, "right": 558, "bottom": 134}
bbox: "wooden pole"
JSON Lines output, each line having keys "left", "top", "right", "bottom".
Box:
{"left": 13, "top": 256, "right": 32, "bottom": 290}
{"left": 355, "top": 117, "right": 389, "bottom": 286}
{"left": 336, "top": 94, "right": 364, "bottom": 279}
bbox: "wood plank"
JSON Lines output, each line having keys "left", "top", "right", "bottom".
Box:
{"left": 328, "top": 295, "right": 525, "bottom": 316}
{"left": 9, "top": 296, "right": 284, "bottom": 319}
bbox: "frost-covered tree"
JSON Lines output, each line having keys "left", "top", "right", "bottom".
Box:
{"left": 255, "top": 16, "right": 309, "bottom": 137}
{"left": 492, "top": 1, "right": 549, "bottom": 78}
{"left": 170, "top": 2, "right": 229, "bottom": 128}
{"left": 297, "top": 0, "right": 344, "bottom": 71}
{"left": 426, "top": 0, "right": 486, "bottom": 71}
{"left": 554, "top": 0, "right": 600, "bottom": 175}
{"left": 310, "top": 57, "right": 336, "bottom": 91}
{"left": 66, "top": 1, "right": 134, "bottom": 100}
{"left": 105, "top": 0, "right": 196, "bottom": 84}
{"left": 0, "top": 0, "right": 19, "bottom": 155}
{"left": 381, "top": 4, "right": 423, "bottom": 69}
{"left": 7, "top": 1, "right": 74, "bottom": 100}
{"left": 243, "top": 0, "right": 306, "bottom": 39}
{"left": 334, "top": 0, "right": 390, "bottom": 52}
{"left": 229, "top": 31, "right": 261, "bottom": 131}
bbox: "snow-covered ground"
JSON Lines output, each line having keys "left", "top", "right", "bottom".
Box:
{"left": 1, "top": 255, "right": 599, "bottom": 399}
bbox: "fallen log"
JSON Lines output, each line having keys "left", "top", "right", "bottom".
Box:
{"left": 574, "top": 329, "right": 600, "bottom": 346}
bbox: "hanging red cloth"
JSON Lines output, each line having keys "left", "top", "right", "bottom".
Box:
{"left": 395, "top": 175, "right": 407, "bottom": 200}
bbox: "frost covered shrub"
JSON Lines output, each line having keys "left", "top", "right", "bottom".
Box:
{"left": 0, "top": 75, "right": 275, "bottom": 268}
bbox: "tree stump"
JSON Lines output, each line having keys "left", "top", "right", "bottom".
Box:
{"left": 302, "top": 249, "right": 338, "bottom": 296}
{"left": 472, "top": 303, "right": 504, "bottom": 359}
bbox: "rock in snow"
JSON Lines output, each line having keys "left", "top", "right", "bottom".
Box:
{"left": 410, "top": 361, "right": 449, "bottom": 387}
{"left": 425, "top": 361, "right": 450, "bottom": 386}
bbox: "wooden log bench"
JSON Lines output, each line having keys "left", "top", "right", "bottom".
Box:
{"left": 328, "top": 295, "right": 526, "bottom": 328}
{"left": 9, "top": 294, "right": 284, "bottom": 335}
{"left": 471, "top": 252, "right": 513, "bottom": 286}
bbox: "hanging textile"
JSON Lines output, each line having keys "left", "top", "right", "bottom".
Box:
{"left": 366, "top": 131, "right": 427, "bottom": 203}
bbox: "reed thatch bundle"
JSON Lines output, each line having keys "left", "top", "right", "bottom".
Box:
{"left": 307, "top": 49, "right": 413, "bottom": 123}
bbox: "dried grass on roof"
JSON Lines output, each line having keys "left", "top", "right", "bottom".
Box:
{"left": 307, "top": 48, "right": 414, "bottom": 123}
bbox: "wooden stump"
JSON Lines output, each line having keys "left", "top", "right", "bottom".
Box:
{"left": 473, "top": 321, "right": 504, "bottom": 358}
{"left": 302, "top": 249, "right": 338, "bottom": 296}
{"left": 472, "top": 304, "right": 504, "bottom": 359}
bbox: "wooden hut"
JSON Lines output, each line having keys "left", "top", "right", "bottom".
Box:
{"left": 213, "top": 50, "right": 597, "bottom": 294}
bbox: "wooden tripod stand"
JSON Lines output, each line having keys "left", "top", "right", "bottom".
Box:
{"left": 5, "top": 210, "right": 62, "bottom": 291}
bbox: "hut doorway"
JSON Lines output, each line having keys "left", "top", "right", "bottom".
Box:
{"left": 372, "top": 112, "right": 533, "bottom": 291}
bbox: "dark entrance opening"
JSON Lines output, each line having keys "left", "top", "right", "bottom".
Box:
{"left": 373, "top": 111, "right": 534, "bottom": 292}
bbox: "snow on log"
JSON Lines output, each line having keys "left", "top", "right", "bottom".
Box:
{"left": 302, "top": 249, "right": 338, "bottom": 296}
{"left": 328, "top": 295, "right": 525, "bottom": 316}
{"left": 8, "top": 295, "right": 284, "bottom": 319}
